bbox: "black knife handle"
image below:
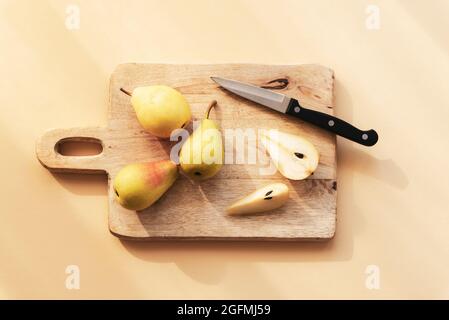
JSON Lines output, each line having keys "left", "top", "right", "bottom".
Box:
{"left": 286, "top": 99, "right": 378, "bottom": 146}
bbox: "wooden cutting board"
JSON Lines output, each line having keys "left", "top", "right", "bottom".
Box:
{"left": 36, "top": 64, "right": 337, "bottom": 241}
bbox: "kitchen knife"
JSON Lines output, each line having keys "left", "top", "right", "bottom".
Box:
{"left": 211, "top": 76, "right": 378, "bottom": 146}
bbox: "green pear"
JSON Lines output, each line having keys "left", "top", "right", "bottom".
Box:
{"left": 227, "top": 183, "right": 289, "bottom": 216}
{"left": 260, "top": 130, "right": 319, "bottom": 180}
{"left": 179, "top": 100, "right": 223, "bottom": 181}
{"left": 113, "top": 160, "right": 178, "bottom": 211}
{"left": 121, "top": 85, "right": 191, "bottom": 138}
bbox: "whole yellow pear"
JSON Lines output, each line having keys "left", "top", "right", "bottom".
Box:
{"left": 113, "top": 160, "right": 178, "bottom": 211}
{"left": 179, "top": 100, "right": 224, "bottom": 181}
{"left": 123, "top": 85, "right": 191, "bottom": 138}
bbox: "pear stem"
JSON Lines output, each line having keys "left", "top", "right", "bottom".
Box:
{"left": 120, "top": 88, "right": 132, "bottom": 96}
{"left": 205, "top": 100, "right": 217, "bottom": 119}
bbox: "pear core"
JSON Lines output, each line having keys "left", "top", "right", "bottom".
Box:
{"left": 260, "top": 130, "right": 320, "bottom": 180}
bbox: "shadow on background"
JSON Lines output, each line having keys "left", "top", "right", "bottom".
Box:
{"left": 51, "top": 172, "right": 107, "bottom": 196}
{"left": 0, "top": 0, "right": 130, "bottom": 299}
{"left": 398, "top": 0, "right": 449, "bottom": 56}
{"left": 3, "top": 0, "right": 108, "bottom": 124}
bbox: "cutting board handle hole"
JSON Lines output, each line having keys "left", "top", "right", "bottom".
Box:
{"left": 55, "top": 138, "right": 103, "bottom": 156}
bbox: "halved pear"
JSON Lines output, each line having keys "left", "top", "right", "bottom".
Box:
{"left": 260, "top": 130, "right": 319, "bottom": 180}
{"left": 226, "top": 183, "right": 289, "bottom": 216}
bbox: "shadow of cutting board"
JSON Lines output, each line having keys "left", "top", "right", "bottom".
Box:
{"left": 36, "top": 64, "right": 337, "bottom": 241}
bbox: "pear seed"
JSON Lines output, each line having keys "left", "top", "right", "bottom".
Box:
{"left": 265, "top": 190, "right": 273, "bottom": 196}
{"left": 294, "top": 152, "right": 304, "bottom": 159}
{"left": 264, "top": 197, "right": 273, "bottom": 200}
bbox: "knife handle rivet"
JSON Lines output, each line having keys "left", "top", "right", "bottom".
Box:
{"left": 362, "top": 134, "right": 368, "bottom": 140}
{"left": 328, "top": 120, "right": 335, "bottom": 127}
{"left": 294, "top": 107, "right": 301, "bottom": 113}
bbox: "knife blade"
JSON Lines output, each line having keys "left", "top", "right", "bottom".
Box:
{"left": 211, "top": 76, "right": 378, "bottom": 146}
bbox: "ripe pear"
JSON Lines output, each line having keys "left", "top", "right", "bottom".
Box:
{"left": 227, "top": 183, "right": 289, "bottom": 216}
{"left": 179, "top": 100, "right": 223, "bottom": 181}
{"left": 260, "top": 130, "right": 319, "bottom": 180}
{"left": 121, "top": 85, "right": 191, "bottom": 138}
{"left": 113, "top": 160, "right": 178, "bottom": 211}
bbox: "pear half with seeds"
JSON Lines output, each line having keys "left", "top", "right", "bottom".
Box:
{"left": 260, "top": 130, "right": 319, "bottom": 180}
{"left": 226, "top": 183, "right": 289, "bottom": 216}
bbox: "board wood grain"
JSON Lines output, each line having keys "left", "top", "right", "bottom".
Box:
{"left": 36, "top": 64, "right": 337, "bottom": 241}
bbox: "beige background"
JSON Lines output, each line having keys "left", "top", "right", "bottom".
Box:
{"left": 1, "top": 0, "right": 448, "bottom": 299}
